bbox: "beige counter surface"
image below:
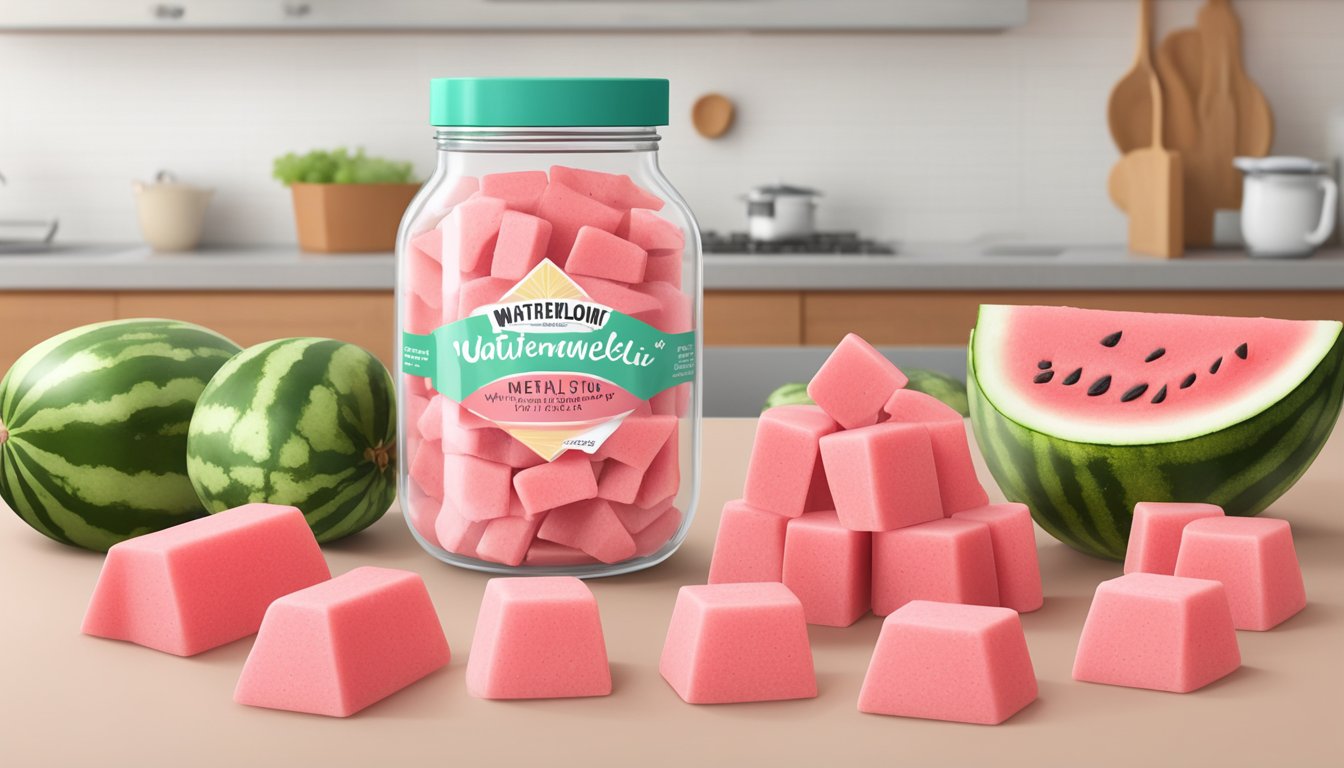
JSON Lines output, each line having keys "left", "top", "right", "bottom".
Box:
{"left": 2, "top": 418, "right": 1341, "bottom": 767}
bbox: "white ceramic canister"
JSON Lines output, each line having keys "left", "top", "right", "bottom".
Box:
{"left": 1235, "top": 156, "right": 1338, "bottom": 258}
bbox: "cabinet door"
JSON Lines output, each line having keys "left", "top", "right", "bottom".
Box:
{"left": 116, "top": 292, "right": 395, "bottom": 366}
{"left": 704, "top": 292, "right": 803, "bottom": 346}
{"left": 0, "top": 292, "right": 119, "bottom": 374}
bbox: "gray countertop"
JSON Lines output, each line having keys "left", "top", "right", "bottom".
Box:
{"left": 0, "top": 243, "right": 1341, "bottom": 292}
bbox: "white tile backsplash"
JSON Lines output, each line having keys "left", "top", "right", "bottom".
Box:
{"left": 0, "top": 0, "right": 1339, "bottom": 246}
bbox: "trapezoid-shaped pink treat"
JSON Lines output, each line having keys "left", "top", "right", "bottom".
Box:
{"left": 620, "top": 208, "right": 684, "bottom": 251}
{"left": 951, "top": 503, "right": 1043, "bottom": 613}
{"left": 807, "top": 333, "right": 908, "bottom": 429}
{"left": 456, "top": 276, "right": 513, "bottom": 318}
{"left": 82, "top": 503, "right": 330, "bottom": 657}
{"left": 566, "top": 225, "right": 648, "bottom": 283}
{"left": 480, "top": 170, "right": 548, "bottom": 214}
{"left": 445, "top": 426, "right": 544, "bottom": 469}
{"left": 659, "top": 582, "right": 816, "bottom": 705}
{"left": 1073, "top": 573, "right": 1241, "bottom": 692}
{"left": 1174, "top": 516, "right": 1305, "bottom": 631}
{"left": 523, "top": 540, "right": 599, "bottom": 567}
{"left": 743, "top": 405, "right": 837, "bottom": 519}
{"left": 595, "top": 458, "right": 644, "bottom": 504}
{"left": 416, "top": 394, "right": 445, "bottom": 443}
{"left": 708, "top": 499, "right": 789, "bottom": 585}
{"left": 513, "top": 451, "right": 598, "bottom": 516}
{"left": 859, "top": 601, "right": 1037, "bottom": 725}
{"left": 489, "top": 210, "right": 553, "bottom": 281}
{"left": 634, "top": 429, "right": 680, "bottom": 508}
{"left": 434, "top": 511, "right": 488, "bottom": 559}
{"left": 1125, "top": 502, "right": 1225, "bottom": 576}
{"left": 467, "top": 577, "right": 611, "bottom": 700}
{"left": 634, "top": 280, "right": 691, "bottom": 334}
{"left": 408, "top": 438, "right": 445, "bottom": 500}
{"left": 613, "top": 495, "right": 674, "bottom": 534}
{"left": 572, "top": 275, "right": 662, "bottom": 317}
{"left": 872, "top": 518, "right": 999, "bottom": 616}
{"left": 536, "top": 180, "right": 624, "bottom": 263}
{"left": 440, "top": 195, "right": 507, "bottom": 274}
{"left": 536, "top": 498, "right": 636, "bottom": 564}
{"left": 882, "top": 390, "right": 988, "bottom": 515}
{"left": 783, "top": 511, "right": 871, "bottom": 627}
{"left": 233, "top": 567, "right": 449, "bottom": 717}
{"left": 819, "top": 422, "right": 942, "bottom": 532}
{"left": 550, "top": 165, "right": 664, "bottom": 211}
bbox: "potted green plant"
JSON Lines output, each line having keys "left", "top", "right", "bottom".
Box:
{"left": 273, "top": 148, "right": 420, "bottom": 253}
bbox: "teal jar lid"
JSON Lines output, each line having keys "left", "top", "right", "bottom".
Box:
{"left": 430, "top": 78, "right": 669, "bottom": 127}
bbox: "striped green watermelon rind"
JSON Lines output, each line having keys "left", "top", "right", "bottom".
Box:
{"left": 0, "top": 318, "right": 242, "bottom": 552}
{"left": 968, "top": 328, "right": 1344, "bottom": 560}
{"left": 186, "top": 338, "right": 396, "bottom": 543}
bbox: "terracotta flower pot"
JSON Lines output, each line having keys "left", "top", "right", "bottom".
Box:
{"left": 289, "top": 182, "right": 420, "bottom": 253}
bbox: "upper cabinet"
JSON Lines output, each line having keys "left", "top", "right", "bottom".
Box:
{"left": 0, "top": 0, "right": 1028, "bottom": 32}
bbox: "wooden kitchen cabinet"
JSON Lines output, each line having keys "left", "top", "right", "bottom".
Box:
{"left": 0, "top": 292, "right": 119, "bottom": 373}
{"left": 703, "top": 291, "right": 803, "bottom": 346}
{"left": 117, "top": 292, "right": 395, "bottom": 364}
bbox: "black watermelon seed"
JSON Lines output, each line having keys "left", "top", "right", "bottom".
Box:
{"left": 1087, "top": 375, "right": 1112, "bottom": 396}
{"left": 1210, "top": 357, "right": 1223, "bottom": 374}
{"left": 1034, "top": 370, "right": 1055, "bottom": 384}
{"left": 1062, "top": 368, "right": 1083, "bottom": 386}
{"left": 1181, "top": 373, "right": 1196, "bottom": 389}
{"left": 1101, "top": 331, "right": 1122, "bottom": 347}
{"left": 1236, "top": 343, "right": 1248, "bottom": 360}
{"left": 1120, "top": 383, "right": 1149, "bottom": 402}
{"left": 1151, "top": 385, "right": 1168, "bottom": 404}
{"left": 1145, "top": 348, "right": 1165, "bottom": 362}
{"left": 1037, "top": 360, "right": 1052, "bottom": 370}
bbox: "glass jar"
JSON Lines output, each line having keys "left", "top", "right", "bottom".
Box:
{"left": 396, "top": 78, "right": 701, "bottom": 577}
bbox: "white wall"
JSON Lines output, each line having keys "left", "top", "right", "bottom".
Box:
{"left": 0, "top": 0, "right": 1340, "bottom": 247}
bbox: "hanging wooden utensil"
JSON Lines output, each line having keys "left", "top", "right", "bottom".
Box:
{"left": 1205, "top": 0, "right": 1273, "bottom": 201}
{"left": 1159, "top": 26, "right": 1217, "bottom": 245}
{"left": 1106, "top": 0, "right": 1161, "bottom": 152}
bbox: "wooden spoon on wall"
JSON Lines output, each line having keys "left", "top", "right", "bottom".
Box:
{"left": 1159, "top": 27, "right": 1216, "bottom": 244}
{"left": 1107, "top": 0, "right": 1160, "bottom": 152}
{"left": 1202, "top": 0, "right": 1272, "bottom": 206}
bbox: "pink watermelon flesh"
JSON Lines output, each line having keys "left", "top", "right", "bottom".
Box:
{"left": 973, "top": 305, "right": 1344, "bottom": 445}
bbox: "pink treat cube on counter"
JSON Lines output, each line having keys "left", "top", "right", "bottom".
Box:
{"left": 1174, "top": 517, "right": 1306, "bottom": 631}
{"left": 807, "top": 333, "right": 908, "bottom": 429}
{"left": 952, "top": 503, "right": 1043, "bottom": 613}
{"left": 233, "top": 567, "right": 449, "bottom": 717}
{"left": 467, "top": 577, "right": 611, "bottom": 700}
{"left": 489, "top": 210, "right": 552, "bottom": 280}
{"left": 883, "top": 390, "right": 988, "bottom": 515}
{"left": 566, "top": 225, "right": 648, "bottom": 283}
{"left": 82, "top": 504, "right": 331, "bottom": 657}
{"left": 479, "top": 170, "right": 548, "bottom": 214}
{"left": 743, "top": 405, "right": 837, "bottom": 519}
{"left": 708, "top": 499, "right": 790, "bottom": 585}
{"left": 819, "top": 422, "right": 943, "bottom": 532}
{"left": 513, "top": 451, "right": 599, "bottom": 516}
{"left": 859, "top": 601, "right": 1037, "bottom": 725}
{"left": 1073, "top": 573, "right": 1241, "bottom": 692}
{"left": 1125, "top": 502, "right": 1225, "bottom": 576}
{"left": 872, "top": 518, "right": 1000, "bottom": 616}
{"left": 660, "top": 583, "right": 816, "bottom": 705}
{"left": 782, "top": 511, "right": 871, "bottom": 627}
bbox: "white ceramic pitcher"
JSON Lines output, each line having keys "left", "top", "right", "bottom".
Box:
{"left": 1235, "top": 157, "right": 1337, "bottom": 258}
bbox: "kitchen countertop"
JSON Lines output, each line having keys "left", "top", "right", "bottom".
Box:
{"left": 1, "top": 243, "right": 1342, "bottom": 292}
{"left": 2, "top": 418, "right": 1339, "bottom": 767}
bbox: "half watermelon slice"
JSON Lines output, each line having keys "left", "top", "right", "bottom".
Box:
{"left": 968, "top": 305, "right": 1344, "bottom": 560}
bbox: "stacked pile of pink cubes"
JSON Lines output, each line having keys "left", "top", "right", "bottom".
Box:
{"left": 709, "top": 333, "right": 1044, "bottom": 626}
{"left": 398, "top": 166, "right": 692, "bottom": 568}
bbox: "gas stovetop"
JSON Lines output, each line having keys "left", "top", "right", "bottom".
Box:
{"left": 701, "top": 231, "right": 896, "bottom": 255}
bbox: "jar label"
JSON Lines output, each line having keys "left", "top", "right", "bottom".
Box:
{"left": 402, "top": 260, "right": 695, "bottom": 461}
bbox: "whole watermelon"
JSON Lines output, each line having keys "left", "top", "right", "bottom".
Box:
{"left": 186, "top": 338, "right": 396, "bottom": 543}
{"left": 0, "top": 318, "right": 241, "bottom": 551}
